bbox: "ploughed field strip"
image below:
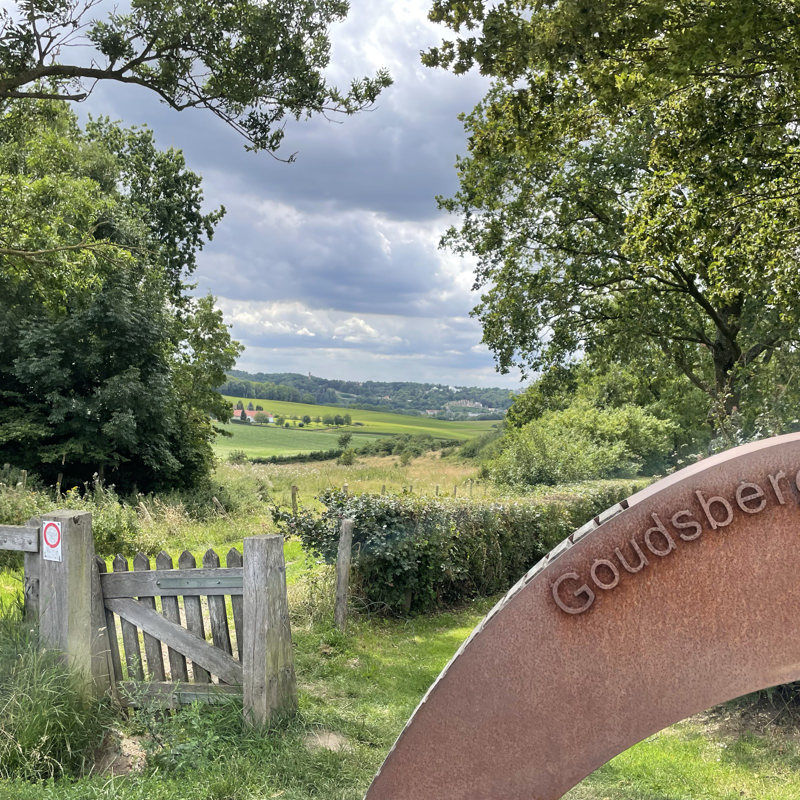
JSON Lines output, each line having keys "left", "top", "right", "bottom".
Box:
{"left": 99, "top": 548, "right": 245, "bottom": 705}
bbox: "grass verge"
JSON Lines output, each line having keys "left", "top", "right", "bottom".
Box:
{"left": 1, "top": 595, "right": 798, "bottom": 799}
{"left": 565, "top": 710, "right": 800, "bottom": 799}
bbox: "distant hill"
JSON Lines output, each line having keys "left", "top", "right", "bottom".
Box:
{"left": 218, "top": 370, "right": 514, "bottom": 419}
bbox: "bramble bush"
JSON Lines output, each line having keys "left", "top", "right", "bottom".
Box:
{"left": 273, "top": 480, "right": 647, "bottom": 614}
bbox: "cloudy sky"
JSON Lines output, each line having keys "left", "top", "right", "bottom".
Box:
{"left": 78, "top": 2, "right": 524, "bottom": 389}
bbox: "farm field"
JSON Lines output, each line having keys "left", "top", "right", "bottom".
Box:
{"left": 246, "top": 452, "right": 491, "bottom": 511}
{"left": 216, "top": 396, "right": 500, "bottom": 459}
{"left": 214, "top": 420, "right": 381, "bottom": 459}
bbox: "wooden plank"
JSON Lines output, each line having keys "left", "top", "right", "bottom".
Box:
{"left": 114, "top": 555, "right": 144, "bottom": 681}
{"left": 0, "top": 524, "right": 38, "bottom": 553}
{"left": 178, "top": 551, "right": 211, "bottom": 683}
{"left": 100, "top": 567, "right": 243, "bottom": 598}
{"left": 96, "top": 558, "right": 123, "bottom": 682}
{"left": 90, "top": 556, "right": 116, "bottom": 697}
{"left": 335, "top": 519, "right": 354, "bottom": 631}
{"left": 118, "top": 681, "right": 241, "bottom": 708}
{"left": 23, "top": 549, "right": 39, "bottom": 620}
{"left": 156, "top": 551, "right": 188, "bottom": 682}
{"left": 104, "top": 598, "right": 243, "bottom": 685}
{"left": 243, "top": 535, "right": 297, "bottom": 727}
{"left": 227, "top": 548, "right": 244, "bottom": 662}
{"left": 204, "top": 550, "right": 234, "bottom": 680}
{"left": 134, "top": 553, "right": 165, "bottom": 681}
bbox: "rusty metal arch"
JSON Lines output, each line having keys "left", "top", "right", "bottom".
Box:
{"left": 365, "top": 433, "right": 800, "bottom": 800}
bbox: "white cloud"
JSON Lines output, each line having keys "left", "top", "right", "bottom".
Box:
{"left": 72, "top": 1, "right": 521, "bottom": 390}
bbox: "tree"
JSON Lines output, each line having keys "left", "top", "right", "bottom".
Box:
{"left": 425, "top": 1, "right": 800, "bottom": 426}
{"left": 337, "top": 431, "right": 352, "bottom": 450}
{"left": 0, "top": 0, "right": 391, "bottom": 155}
{"left": 0, "top": 100, "right": 241, "bottom": 492}
{"left": 337, "top": 448, "right": 356, "bottom": 466}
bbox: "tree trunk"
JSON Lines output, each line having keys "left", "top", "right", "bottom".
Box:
{"left": 710, "top": 300, "right": 743, "bottom": 420}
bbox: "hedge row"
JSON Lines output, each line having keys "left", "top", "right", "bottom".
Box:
{"left": 250, "top": 449, "right": 343, "bottom": 465}
{"left": 273, "top": 479, "right": 649, "bottom": 614}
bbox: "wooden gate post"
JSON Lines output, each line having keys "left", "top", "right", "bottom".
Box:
{"left": 243, "top": 535, "right": 297, "bottom": 726}
{"left": 38, "top": 511, "right": 112, "bottom": 695}
{"left": 335, "top": 518, "right": 354, "bottom": 631}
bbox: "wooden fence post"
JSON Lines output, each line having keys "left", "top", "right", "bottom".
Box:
{"left": 335, "top": 519, "right": 354, "bottom": 632}
{"left": 291, "top": 485, "right": 298, "bottom": 517}
{"left": 243, "top": 535, "right": 297, "bottom": 727}
{"left": 38, "top": 511, "right": 112, "bottom": 695}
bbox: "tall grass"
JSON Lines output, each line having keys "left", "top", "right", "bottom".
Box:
{"left": 253, "top": 452, "right": 489, "bottom": 512}
{"left": 0, "top": 599, "right": 109, "bottom": 781}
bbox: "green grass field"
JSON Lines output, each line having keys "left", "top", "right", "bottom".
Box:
{"left": 217, "top": 396, "right": 500, "bottom": 459}
{"left": 214, "top": 421, "right": 382, "bottom": 459}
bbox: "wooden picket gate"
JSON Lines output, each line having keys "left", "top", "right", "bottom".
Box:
{"left": 0, "top": 511, "right": 297, "bottom": 725}
{"left": 101, "top": 548, "right": 241, "bottom": 706}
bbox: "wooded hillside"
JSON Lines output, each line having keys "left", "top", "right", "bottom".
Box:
{"left": 218, "top": 370, "right": 514, "bottom": 418}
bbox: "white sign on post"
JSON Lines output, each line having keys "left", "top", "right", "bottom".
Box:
{"left": 42, "top": 520, "right": 62, "bottom": 562}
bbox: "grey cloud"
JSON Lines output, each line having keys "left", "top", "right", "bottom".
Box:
{"left": 196, "top": 196, "right": 466, "bottom": 317}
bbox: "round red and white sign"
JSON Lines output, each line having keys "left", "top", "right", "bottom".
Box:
{"left": 43, "top": 521, "right": 61, "bottom": 548}
{"left": 42, "top": 520, "right": 62, "bottom": 561}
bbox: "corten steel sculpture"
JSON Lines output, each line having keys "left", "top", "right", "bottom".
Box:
{"left": 365, "top": 433, "right": 800, "bottom": 800}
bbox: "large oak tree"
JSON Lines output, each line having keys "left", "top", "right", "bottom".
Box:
{"left": 425, "top": 1, "right": 800, "bottom": 424}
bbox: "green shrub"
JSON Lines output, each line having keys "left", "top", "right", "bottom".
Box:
{"left": 337, "top": 448, "right": 357, "bottom": 466}
{"left": 0, "top": 600, "right": 110, "bottom": 780}
{"left": 489, "top": 401, "right": 676, "bottom": 487}
{"left": 0, "top": 482, "right": 52, "bottom": 526}
{"left": 0, "top": 481, "right": 54, "bottom": 568}
{"left": 458, "top": 427, "right": 503, "bottom": 460}
{"left": 489, "top": 424, "right": 628, "bottom": 486}
{"left": 226, "top": 449, "right": 249, "bottom": 464}
{"left": 60, "top": 483, "right": 142, "bottom": 555}
{"left": 273, "top": 480, "right": 646, "bottom": 614}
